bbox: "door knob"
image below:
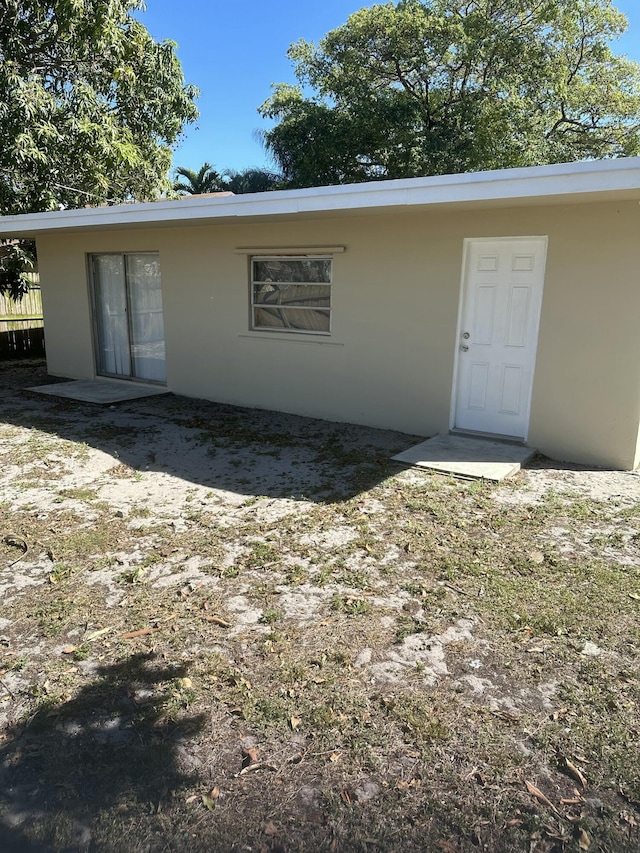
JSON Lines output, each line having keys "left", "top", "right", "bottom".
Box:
{"left": 461, "top": 345, "right": 469, "bottom": 352}
{"left": 462, "top": 332, "right": 470, "bottom": 339}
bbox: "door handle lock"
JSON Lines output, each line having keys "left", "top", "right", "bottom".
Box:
{"left": 462, "top": 332, "right": 470, "bottom": 339}
{"left": 461, "top": 345, "right": 469, "bottom": 352}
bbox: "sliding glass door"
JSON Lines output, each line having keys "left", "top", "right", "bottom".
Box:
{"left": 91, "top": 253, "right": 166, "bottom": 383}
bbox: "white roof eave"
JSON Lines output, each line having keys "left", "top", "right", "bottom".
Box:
{"left": 1, "top": 157, "right": 640, "bottom": 236}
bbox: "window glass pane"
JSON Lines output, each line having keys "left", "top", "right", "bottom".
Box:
{"left": 254, "top": 307, "right": 330, "bottom": 333}
{"left": 253, "top": 258, "right": 331, "bottom": 283}
{"left": 125, "top": 253, "right": 166, "bottom": 383}
{"left": 253, "top": 283, "right": 330, "bottom": 308}
{"left": 93, "top": 254, "right": 130, "bottom": 377}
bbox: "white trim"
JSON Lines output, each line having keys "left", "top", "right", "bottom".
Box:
{"left": 449, "top": 240, "right": 471, "bottom": 434}
{"left": 235, "top": 246, "right": 345, "bottom": 255}
{"left": 238, "top": 333, "right": 344, "bottom": 346}
{"left": 449, "top": 236, "right": 548, "bottom": 441}
{"left": 2, "top": 158, "right": 640, "bottom": 235}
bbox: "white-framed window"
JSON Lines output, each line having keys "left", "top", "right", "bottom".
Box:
{"left": 250, "top": 256, "right": 332, "bottom": 335}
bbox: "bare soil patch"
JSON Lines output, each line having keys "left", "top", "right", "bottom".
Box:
{"left": 0, "top": 360, "right": 638, "bottom": 853}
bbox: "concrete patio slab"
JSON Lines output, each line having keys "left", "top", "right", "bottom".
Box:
{"left": 29, "top": 379, "right": 168, "bottom": 404}
{"left": 392, "top": 433, "right": 537, "bottom": 481}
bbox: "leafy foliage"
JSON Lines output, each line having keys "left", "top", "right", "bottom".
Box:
{"left": 0, "top": 0, "right": 198, "bottom": 296}
{"left": 172, "top": 163, "right": 226, "bottom": 195}
{"left": 0, "top": 240, "right": 37, "bottom": 297}
{"left": 173, "top": 164, "right": 283, "bottom": 196}
{"left": 260, "top": 0, "right": 640, "bottom": 187}
{"left": 222, "top": 167, "right": 283, "bottom": 194}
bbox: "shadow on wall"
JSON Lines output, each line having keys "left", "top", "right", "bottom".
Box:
{"left": 0, "top": 654, "right": 206, "bottom": 852}
{"left": 0, "top": 360, "right": 419, "bottom": 503}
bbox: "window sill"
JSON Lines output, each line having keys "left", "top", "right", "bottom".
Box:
{"left": 238, "top": 333, "right": 344, "bottom": 347}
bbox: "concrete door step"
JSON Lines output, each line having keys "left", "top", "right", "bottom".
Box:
{"left": 29, "top": 379, "right": 168, "bottom": 404}
{"left": 392, "top": 433, "right": 536, "bottom": 482}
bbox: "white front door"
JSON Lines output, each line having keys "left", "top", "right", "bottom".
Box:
{"left": 453, "top": 237, "right": 547, "bottom": 439}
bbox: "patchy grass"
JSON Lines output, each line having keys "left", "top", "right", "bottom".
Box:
{"left": 0, "top": 361, "right": 638, "bottom": 852}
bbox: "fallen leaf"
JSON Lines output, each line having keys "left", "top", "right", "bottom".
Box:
{"left": 180, "top": 677, "right": 193, "bottom": 689}
{"left": 201, "top": 794, "right": 216, "bottom": 812}
{"left": 236, "top": 761, "right": 276, "bottom": 777}
{"left": 525, "top": 780, "right": 559, "bottom": 814}
{"left": 85, "top": 627, "right": 112, "bottom": 642}
{"left": 242, "top": 747, "right": 259, "bottom": 768}
{"left": 329, "top": 752, "right": 342, "bottom": 763}
{"left": 263, "top": 821, "right": 279, "bottom": 836}
{"left": 577, "top": 828, "right": 591, "bottom": 850}
{"left": 559, "top": 755, "right": 587, "bottom": 788}
{"left": 202, "top": 615, "right": 230, "bottom": 627}
{"left": 185, "top": 794, "right": 198, "bottom": 804}
{"left": 61, "top": 646, "right": 77, "bottom": 655}
{"left": 527, "top": 646, "right": 545, "bottom": 654}
{"left": 629, "top": 593, "right": 640, "bottom": 601}
{"left": 3, "top": 535, "right": 27, "bottom": 553}
{"left": 209, "top": 786, "right": 220, "bottom": 800}
{"left": 340, "top": 788, "right": 352, "bottom": 804}
{"left": 120, "top": 628, "right": 158, "bottom": 639}
{"left": 290, "top": 715, "right": 302, "bottom": 731}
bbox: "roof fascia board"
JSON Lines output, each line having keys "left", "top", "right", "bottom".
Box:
{"left": 2, "top": 157, "right": 640, "bottom": 236}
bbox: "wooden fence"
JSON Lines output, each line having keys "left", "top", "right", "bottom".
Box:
{"left": 0, "top": 275, "right": 46, "bottom": 359}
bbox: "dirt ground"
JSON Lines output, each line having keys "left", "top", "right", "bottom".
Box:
{"left": 0, "top": 359, "right": 638, "bottom": 853}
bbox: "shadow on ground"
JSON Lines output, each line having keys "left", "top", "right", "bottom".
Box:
{"left": 0, "top": 654, "right": 205, "bottom": 852}
{"left": 0, "top": 360, "right": 419, "bottom": 504}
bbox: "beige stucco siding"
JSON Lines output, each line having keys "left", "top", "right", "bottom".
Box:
{"left": 35, "top": 199, "right": 640, "bottom": 469}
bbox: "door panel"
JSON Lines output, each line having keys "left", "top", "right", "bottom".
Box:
{"left": 92, "top": 254, "right": 131, "bottom": 377}
{"left": 454, "top": 238, "right": 546, "bottom": 438}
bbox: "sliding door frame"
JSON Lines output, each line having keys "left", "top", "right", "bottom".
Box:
{"left": 88, "top": 251, "right": 166, "bottom": 385}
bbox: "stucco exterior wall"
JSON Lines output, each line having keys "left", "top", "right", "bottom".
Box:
{"left": 35, "top": 199, "right": 640, "bottom": 469}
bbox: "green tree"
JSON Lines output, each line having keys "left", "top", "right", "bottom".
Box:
{"left": 172, "top": 164, "right": 283, "bottom": 196}
{"left": 172, "top": 162, "right": 226, "bottom": 195}
{"left": 260, "top": 0, "right": 640, "bottom": 188}
{"left": 0, "top": 0, "right": 198, "bottom": 296}
{"left": 222, "top": 167, "right": 283, "bottom": 194}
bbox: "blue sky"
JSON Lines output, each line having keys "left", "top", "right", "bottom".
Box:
{"left": 137, "top": 0, "right": 640, "bottom": 176}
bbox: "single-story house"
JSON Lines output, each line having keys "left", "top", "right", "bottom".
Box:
{"left": 1, "top": 158, "right": 640, "bottom": 470}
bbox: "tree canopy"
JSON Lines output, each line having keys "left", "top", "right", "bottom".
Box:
{"left": 172, "top": 164, "right": 283, "bottom": 195}
{"left": 222, "top": 167, "right": 282, "bottom": 194}
{"left": 260, "top": 0, "right": 640, "bottom": 188}
{"left": 173, "top": 163, "right": 226, "bottom": 195}
{"left": 0, "top": 0, "right": 198, "bottom": 296}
